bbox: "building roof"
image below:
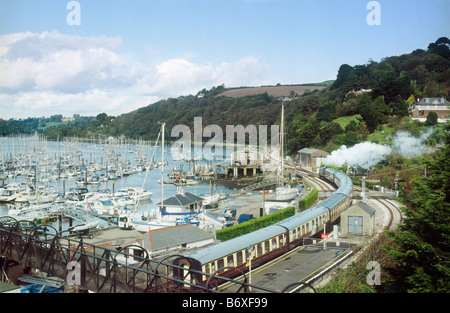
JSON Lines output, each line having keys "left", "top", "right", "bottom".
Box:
{"left": 356, "top": 202, "right": 376, "bottom": 216}
{"left": 157, "top": 191, "right": 204, "bottom": 206}
{"left": 145, "top": 224, "right": 214, "bottom": 251}
{"left": 342, "top": 201, "right": 376, "bottom": 216}
{"left": 297, "top": 148, "right": 329, "bottom": 157}
{"left": 415, "top": 97, "right": 450, "bottom": 106}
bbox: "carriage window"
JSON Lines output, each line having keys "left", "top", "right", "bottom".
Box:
{"left": 211, "top": 262, "right": 216, "bottom": 273}
{"left": 236, "top": 251, "right": 243, "bottom": 265}
{"left": 279, "top": 235, "right": 284, "bottom": 245}
{"left": 227, "top": 255, "right": 234, "bottom": 267}
{"left": 257, "top": 243, "right": 262, "bottom": 256}
{"left": 205, "top": 264, "right": 210, "bottom": 274}
{"left": 265, "top": 240, "right": 270, "bottom": 252}
{"left": 272, "top": 238, "right": 277, "bottom": 249}
{"left": 217, "top": 259, "right": 224, "bottom": 271}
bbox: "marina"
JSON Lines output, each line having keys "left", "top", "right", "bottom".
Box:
{"left": 0, "top": 135, "right": 232, "bottom": 228}
{"left": 0, "top": 134, "right": 305, "bottom": 235}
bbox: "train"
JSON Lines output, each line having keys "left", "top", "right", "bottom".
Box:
{"left": 173, "top": 166, "right": 354, "bottom": 284}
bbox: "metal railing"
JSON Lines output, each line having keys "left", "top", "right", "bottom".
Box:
{"left": 0, "top": 216, "right": 275, "bottom": 293}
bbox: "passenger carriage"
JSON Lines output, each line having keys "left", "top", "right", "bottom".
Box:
{"left": 173, "top": 167, "right": 353, "bottom": 284}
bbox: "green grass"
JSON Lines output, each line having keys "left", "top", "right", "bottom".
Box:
{"left": 332, "top": 115, "right": 396, "bottom": 145}
{"left": 332, "top": 114, "right": 361, "bottom": 129}
{"left": 367, "top": 125, "right": 393, "bottom": 144}
{"left": 38, "top": 121, "right": 71, "bottom": 132}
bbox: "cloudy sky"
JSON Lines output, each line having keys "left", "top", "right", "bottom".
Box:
{"left": 0, "top": 0, "right": 448, "bottom": 119}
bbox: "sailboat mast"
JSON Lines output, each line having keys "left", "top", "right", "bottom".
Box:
{"left": 281, "top": 102, "right": 284, "bottom": 177}
{"left": 161, "top": 123, "right": 165, "bottom": 216}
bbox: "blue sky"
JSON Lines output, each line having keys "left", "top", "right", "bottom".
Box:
{"left": 0, "top": 0, "right": 449, "bottom": 118}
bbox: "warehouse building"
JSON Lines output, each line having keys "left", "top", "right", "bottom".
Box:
{"left": 297, "top": 148, "right": 329, "bottom": 169}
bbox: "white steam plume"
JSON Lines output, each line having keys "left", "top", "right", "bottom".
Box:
{"left": 391, "top": 129, "right": 433, "bottom": 157}
{"left": 323, "top": 129, "right": 433, "bottom": 168}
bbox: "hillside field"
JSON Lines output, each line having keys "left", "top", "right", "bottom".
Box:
{"left": 216, "top": 85, "right": 327, "bottom": 98}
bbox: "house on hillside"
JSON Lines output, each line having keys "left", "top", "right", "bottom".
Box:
{"left": 409, "top": 97, "right": 450, "bottom": 122}
{"left": 278, "top": 94, "right": 293, "bottom": 101}
{"left": 346, "top": 89, "right": 372, "bottom": 97}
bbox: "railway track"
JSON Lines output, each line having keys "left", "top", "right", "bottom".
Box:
{"left": 372, "top": 197, "right": 403, "bottom": 230}
{"left": 265, "top": 153, "right": 334, "bottom": 193}
{"left": 283, "top": 161, "right": 335, "bottom": 193}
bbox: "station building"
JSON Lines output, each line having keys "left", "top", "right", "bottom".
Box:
{"left": 340, "top": 201, "right": 376, "bottom": 236}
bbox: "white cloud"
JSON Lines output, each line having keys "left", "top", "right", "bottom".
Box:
{"left": 0, "top": 31, "right": 127, "bottom": 93}
{"left": 0, "top": 31, "right": 274, "bottom": 119}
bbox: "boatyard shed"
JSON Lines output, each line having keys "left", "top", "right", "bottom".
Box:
{"left": 157, "top": 191, "right": 204, "bottom": 215}
{"left": 230, "top": 146, "right": 265, "bottom": 166}
{"left": 297, "top": 148, "right": 329, "bottom": 169}
{"left": 340, "top": 201, "right": 376, "bottom": 236}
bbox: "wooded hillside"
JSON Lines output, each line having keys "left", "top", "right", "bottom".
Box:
{"left": 37, "top": 37, "right": 450, "bottom": 155}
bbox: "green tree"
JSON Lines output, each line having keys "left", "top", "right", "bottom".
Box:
{"left": 358, "top": 120, "right": 370, "bottom": 139}
{"left": 425, "top": 111, "right": 438, "bottom": 126}
{"left": 345, "top": 120, "right": 359, "bottom": 133}
{"left": 96, "top": 113, "right": 108, "bottom": 123}
{"left": 319, "top": 122, "right": 344, "bottom": 146}
{"left": 331, "top": 64, "right": 359, "bottom": 91}
{"left": 427, "top": 37, "right": 450, "bottom": 59}
{"left": 357, "top": 94, "right": 389, "bottom": 133}
{"left": 384, "top": 126, "right": 450, "bottom": 292}
{"left": 316, "top": 101, "right": 336, "bottom": 122}
{"left": 342, "top": 131, "right": 359, "bottom": 147}
{"left": 390, "top": 95, "right": 409, "bottom": 117}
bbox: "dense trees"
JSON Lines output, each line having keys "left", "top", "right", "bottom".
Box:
{"left": 384, "top": 125, "right": 450, "bottom": 292}
{"left": 3, "top": 115, "right": 95, "bottom": 137}
{"left": 98, "top": 91, "right": 282, "bottom": 142}
{"left": 0, "top": 119, "right": 30, "bottom": 136}
{"left": 291, "top": 39, "right": 446, "bottom": 153}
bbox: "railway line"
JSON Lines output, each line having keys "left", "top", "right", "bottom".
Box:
{"left": 285, "top": 162, "right": 336, "bottom": 193}
{"left": 372, "top": 197, "right": 403, "bottom": 230}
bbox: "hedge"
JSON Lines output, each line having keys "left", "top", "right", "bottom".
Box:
{"left": 216, "top": 188, "right": 318, "bottom": 242}
{"left": 216, "top": 206, "right": 296, "bottom": 242}
{"left": 298, "top": 189, "right": 318, "bottom": 211}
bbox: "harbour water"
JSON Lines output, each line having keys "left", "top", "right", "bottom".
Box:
{"left": 0, "top": 136, "right": 239, "bottom": 226}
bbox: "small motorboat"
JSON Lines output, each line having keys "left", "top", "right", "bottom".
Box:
{"left": 68, "top": 221, "right": 100, "bottom": 239}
